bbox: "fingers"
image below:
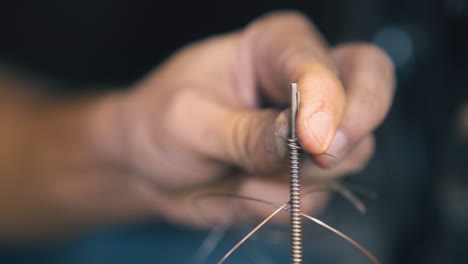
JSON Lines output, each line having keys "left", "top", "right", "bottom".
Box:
{"left": 156, "top": 176, "right": 330, "bottom": 228}
{"left": 214, "top": 107, "right": 289, "bottom": 174}
{"left": 302, "top": 135, "right": 375, "bottom": 181}
{"left": 296, "top": 69, "right": 346, "bottom": 154}
{"left": 167, "top": 88, "right": 291, "bottom": 176}
{"left": 313, "top": 44, "right": 395, "bottom": 167}
{"left": 244, "top": 11, "right": 346, "bottom": 154}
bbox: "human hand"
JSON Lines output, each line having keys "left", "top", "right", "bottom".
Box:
{"left": 92, "top": 11, "right": 395, "bottom": 228}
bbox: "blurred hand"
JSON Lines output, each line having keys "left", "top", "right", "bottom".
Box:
{"left": 93, "top": 11, "right": 395, "bottom": 227}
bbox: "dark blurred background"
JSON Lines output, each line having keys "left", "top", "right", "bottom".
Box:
{"left": 0, "top": 0, "right": 467, "bottom": 263}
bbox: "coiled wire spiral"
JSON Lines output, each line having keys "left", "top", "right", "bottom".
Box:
{"left": 288, "top": 136, "right": 302, "bottom": 264}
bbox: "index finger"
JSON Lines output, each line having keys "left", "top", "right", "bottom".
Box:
{"left": 244, "top": 11, "right": 346, "bottom": 154}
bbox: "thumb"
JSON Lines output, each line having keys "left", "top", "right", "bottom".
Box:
{"left": 213, "top": 108, "right": 290, "bottom": 174}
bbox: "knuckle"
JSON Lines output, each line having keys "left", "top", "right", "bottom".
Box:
{"left": 356, "top": 43, "right": 395, "bottom": 71}
{"left": 337, "top": 43, "right": 394, "bottom": 72}
{"left": 299, "top": 65, "right": 341, "bottom": 92}
{"left": 247, "top": 10, "right": 314, "bottom": 41}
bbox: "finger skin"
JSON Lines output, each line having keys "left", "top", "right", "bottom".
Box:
{"left": 296, "top": 68, "right": 346, "bottom": 154}
{"left": 216, "top": 108, "right": 287, "bottom": 174}
{"left": 206, "top": 11, "right": 346, "bottom": 173}
{"left": 244, "top": 11, "right": 346, "bottom": 155}
{"left": 303, "top": 135, "right": 375, "bottom": 181}
{"left": 313, "top": 43, "right": 395, "bottom": 167}
{"left": 149, "top": 176, "right": 329, "bottom": 228}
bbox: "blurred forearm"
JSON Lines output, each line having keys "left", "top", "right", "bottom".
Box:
{"left": 0, "top": 67, "right": 150, "bottom": 242}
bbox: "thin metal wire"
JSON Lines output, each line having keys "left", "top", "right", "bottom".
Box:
{"left": 195, "top": 193, "right": 380, "bottom": 264}
{"left": 190, "top": 225, "right": 228, "bottom": 264}
{"left": 192, "top": 84, "right": 382, "bottom": 263}
{"left": 216, "top": 203, "right": 288, "bottom": 264}
{"left": 288, "top": 83, "right": 302, "bottom": 264}
{"left": 301, "top": 214, "right": 380, "bottom": 264}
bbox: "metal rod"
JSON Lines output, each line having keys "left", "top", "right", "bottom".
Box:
{"left": 288, "top": 83, "right": 302, "bottom": 264}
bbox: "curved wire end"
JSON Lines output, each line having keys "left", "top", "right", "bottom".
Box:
{"left": 322, "top": 152, "right": 337, "bottom": 158}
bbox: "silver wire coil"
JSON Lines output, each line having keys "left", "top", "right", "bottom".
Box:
{"left": 287, "top": 137, "right": 302, "bottom": 264}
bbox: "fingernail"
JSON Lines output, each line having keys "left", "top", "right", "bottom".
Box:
{"left": 326, "top": 130, "right": 348, "bottom": 162}
{"left": 308, "top": 111, "right": 333, "bottom": 150}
